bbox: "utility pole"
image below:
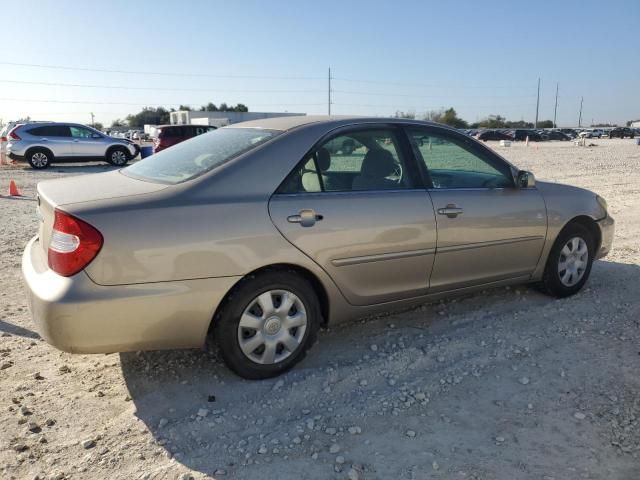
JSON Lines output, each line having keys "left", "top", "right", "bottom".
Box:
{"left": 328, "top": 67, "right": 332, "bottom": 116}
{"left": 553, "top": 82, "right": 559, "bottom": 128}
{"left": 90, "top": 112, "right": 95, "bottom": 127}
{"left": 578, "top": 97, "right": 583, "bottom": 128}
{"left": 534, "top": 78, "right": 540, "bottom": 128}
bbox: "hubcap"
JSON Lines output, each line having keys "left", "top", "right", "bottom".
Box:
{"left": 112, "top": 150, "right": 127, "bottom": 164}
{"left": 32, "top": 152, "right": 48, "bottom": 167}
{"left": 237, "top": 290, "right": 307, "bottom": 365}
{"left": 558, "top": 236, "right": 589, "bottom": 287}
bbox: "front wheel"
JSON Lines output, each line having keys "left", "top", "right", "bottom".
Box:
{"left": 538, "top": 224, "right": 594, "bottom": 298}
{"left": 107, "top": 147, "right": 130, "bottom": 166}
{"left": 213, "top": 271, "right": 321, "bottom": 379}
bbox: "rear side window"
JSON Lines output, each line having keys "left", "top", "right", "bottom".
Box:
{"left": 123, "top": 127, "right": 280, "bottom": 184}
{"left": 158, "top": 127, "right": 181, "bottom": 138}
{"left": 28, "top": 125, "right": 71, "bottom": 137}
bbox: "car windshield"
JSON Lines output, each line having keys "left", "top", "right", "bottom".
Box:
{"left": 123, "top": 127, "right": 280, "bottom": 184}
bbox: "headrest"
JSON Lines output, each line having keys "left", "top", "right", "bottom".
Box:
{"left": 360, "top": 149, "right": 396, "bottom": 177}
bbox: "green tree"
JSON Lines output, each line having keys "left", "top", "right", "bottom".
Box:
{"left": 178, "top": 105, "right": 192, "bottom": 111}
{"left": 426, "top": 108, "right": 468, "bottom": 129}
{"left": 233, "top": 103, "right": 248, "bottom": 112}
{"left": 111, "top": 119, "right": 125, "bottom": 127}
{"left": 536, "top": 120, "right": 554, "bottom": 128}
{"left": 126, "top": 107, "right": 171, "bottom": 127}
{"left": 92, "top": 122, "right": 104, "bottom": 131}
{"left": 394, "top": 110, "right": 416, "bottom": 119}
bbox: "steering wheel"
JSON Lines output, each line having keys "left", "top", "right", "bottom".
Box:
{"left": 388, "top": 162, "right": 403, "bottom": 184}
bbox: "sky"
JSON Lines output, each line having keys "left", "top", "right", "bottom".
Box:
{"left": 0, "top": 0, "right": 638, "bottom": 128}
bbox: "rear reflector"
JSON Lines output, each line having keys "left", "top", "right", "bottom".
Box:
{"left": 48, "top": 209, "right": 103, "bottom": 277}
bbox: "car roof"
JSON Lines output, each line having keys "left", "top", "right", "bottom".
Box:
{"left": 225, "top": 115, "right": 455, "bottom": 133}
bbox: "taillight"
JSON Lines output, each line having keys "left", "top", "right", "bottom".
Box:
{"left": 48, "top": 209, "right": 103, "bottom": 277}
{"left": 0, "top": 136, "right": 7, "bottom": 142}
{"left": 8, "top": 127, "right": 21, "bottom": 140}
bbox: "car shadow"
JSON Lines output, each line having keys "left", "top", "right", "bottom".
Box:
{"left": 119, "top": 259, "right": 640, "bottom": 478}
{"left": 0, "top": 319, "right": 40, "bottom": 339}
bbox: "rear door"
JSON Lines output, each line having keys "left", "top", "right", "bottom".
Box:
{"left": 28, "top": 125, "right": 74, "bottom": 157}
{"left": 406, "top": 126, "right": 547, "bottom": 292}
{"left": 269, "top": 125, "right": 437, "bottom": 306}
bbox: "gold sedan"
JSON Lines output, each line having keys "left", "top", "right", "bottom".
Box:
{"left": 22, "top": 116, "right": 614, "bottom": 379}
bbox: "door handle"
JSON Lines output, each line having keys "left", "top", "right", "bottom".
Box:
{"left": 287, "top": 209, "right": 323, "bottom": 227}
{"left": 437, "top": 204, "right": 464, "bottom": 218}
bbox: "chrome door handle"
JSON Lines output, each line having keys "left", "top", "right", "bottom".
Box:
{"left": 287, "top": 209, "right": 323, "bottom": 227}
{"left": 437, "top": 204, "right": 464, "bottom": 218}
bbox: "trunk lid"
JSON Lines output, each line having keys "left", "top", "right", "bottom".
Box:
{"left": 36, "top": 170, "right": 168, "bottom": 257}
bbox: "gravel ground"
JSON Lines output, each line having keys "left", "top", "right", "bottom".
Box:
{"left": 1, "top": 139, "right": 639, "bottom": 480}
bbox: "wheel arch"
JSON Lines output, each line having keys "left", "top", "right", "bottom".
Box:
{"left": 561, "top": 215, "right": 601, "bottom": 252}
{"left": 207, "top": 263, "right": 330, "bottom": 336}
{"left": 105, "top": 144, "right": 129, "bottom": 160}
{"left": 25, "top": 145, "right": 54, "bottom": 160}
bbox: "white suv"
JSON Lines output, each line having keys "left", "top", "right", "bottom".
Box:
{"left": 7, "top": 122, "right": 139, "bottom": 169}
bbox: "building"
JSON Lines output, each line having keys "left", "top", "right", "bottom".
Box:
{"left": 631, "top": 121, "right": 640, "bottom": 128}
{"left": 169, "top": 110, "right": 305, "bottom": 127}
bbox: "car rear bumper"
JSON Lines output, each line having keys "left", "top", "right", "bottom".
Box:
{"left": 8, "top": 152, "right": 24, "bottom": 161}
{"left": 22, "top": 236, "right": 240, "bottom": 354}
{"left": 596, "top": 214, "right": 615, "bottom": 259}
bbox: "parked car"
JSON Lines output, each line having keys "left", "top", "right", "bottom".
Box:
{"left": 22, "top": 116, "right": 614, "bottom": 379}
{"left": 7, "top": 122, "right": 139, "bottom": 169}
{"left": 608, "top": 127, "right": 635, "bottom": 138}
{"left": 559, "top": 129, "right": 578, "bottom": 138}
{"left": 510, "top": 129, "right": 543, "bottom": 141}
{"left": 152, "top": 124, "right": 217, "bottom": 153}
{"left": 544, "top": 130, "right": 572, "bottom": 141}
{"left": 1, "top": 122, "right": 21, "bottom": 159}
{"left": 475, "top": 129, "right": 513, "bottom": 141}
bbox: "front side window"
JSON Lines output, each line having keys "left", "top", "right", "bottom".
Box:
{"left": 123, "top": 127, "right": 280, "bottom": 184}
{"left": 279, "top": 128, "right": 412, "bottom": 193}
{"left": 70, "top": 126, "right": 95, "bottom": 138}
{"left": 409, "top": 129, "right": 513, "bottom": 189}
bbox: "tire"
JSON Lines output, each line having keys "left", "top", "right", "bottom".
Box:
{"left": 26, "top": 148, "right": 52, "bottom": 169}
{"left": 213, "top": 270, "right": 321, "bottom": 379}
{"left": 106, "top": 146, "right": 130, "bottom": 166}
{"left": 538, "top": 223, "right": 595, "bottom": 298}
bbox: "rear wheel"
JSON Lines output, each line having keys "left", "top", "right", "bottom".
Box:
{"left": 214, "top": 271, "right": 321, "bottom": 379}
{"left": 538, "top": 223, "right": 594, "bottom": 298}
{"left": 27, "top": 148, "right": 52, "bottom": 169}
{"left": 107, "top": 146, "right": 129, "bottom": 166}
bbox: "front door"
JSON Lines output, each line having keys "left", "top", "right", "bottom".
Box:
{"left": 270, "top": 126, "right": 437, "bottom": 306}
{"left": 70, "top": 126, "right": 104, "bottom": 158}
{"left": 406, "top": 127, "right": 547, "bottom": 292}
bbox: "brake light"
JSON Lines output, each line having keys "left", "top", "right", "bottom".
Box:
{"left": 8, "top": 127, "right": 21, "bottom": 140}
{"left": 0, "top": 136, "right": 6, "bottom": 142}
{"left": 48, "top": 209, "right": 103, "bottom": 277}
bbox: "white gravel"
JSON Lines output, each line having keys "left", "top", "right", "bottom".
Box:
{"left": 1, "top": 138, "right": 639, "bottom": 479}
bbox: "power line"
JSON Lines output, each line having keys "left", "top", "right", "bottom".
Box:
{"left": 332, "top": 77, "right": 533, "bottom": 89}
{"left": 0, "top": 78, "right": 325, "bottom": 94}
{"left": 0, "top": 97, "right": 324, "bottom": 107}
{"left": 0, "top": 61, "right": 324, "bottom": 80}
{"left": 333, "top": 89, "right": 536, "bottom": 99}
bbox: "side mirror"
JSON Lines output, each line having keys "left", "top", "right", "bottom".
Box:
{"left": 91, "top": 133, "right": 102, "bottom": 139}
{"left": 517, "top": 170, "right": 536, "bottom": 188}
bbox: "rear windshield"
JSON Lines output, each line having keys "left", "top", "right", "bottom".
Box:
{"left": 123, "top": 127, "right": 280, "bottom": 184}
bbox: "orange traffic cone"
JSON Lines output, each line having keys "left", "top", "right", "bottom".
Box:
{"left": 9, "top": 180, "right": 20, "bottom": 196}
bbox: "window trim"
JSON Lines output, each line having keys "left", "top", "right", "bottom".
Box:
{"left": 275, "top": 123, "right": 424, "bottom": 195}
{"left": 403, "top": 125, "right": 517, "bottom": 190}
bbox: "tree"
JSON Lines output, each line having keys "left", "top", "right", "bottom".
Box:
{"left": 476, "top": 114, "right": 507, "bottom": 129}
{"left": 111, "top": 119, "right": 125, "bottom": 127}
{"left": 425, "top": 108, "right": 468, "bottom": 129}
{"left": 204, "top": 102, "right": 218, "bottom": 112}
{"left": 504, "top": 120, "right": 534, "bottom": 128}
{"left": 536, "top": 120, "right": 554, "bottom": 128}
{"left": 178, "top": 105, "right": 192, "bottom": 111}
{"left": 92, "top": 122, "right": 104, "bottom": 131}
{"left": 233, "top": 103, "right": 248, "bottom": 112}
{"left": 394, "top": 110, "right": 416, "bottom": 119}
{"left": 126, "top": 107, "right": 171, "bottom": 127}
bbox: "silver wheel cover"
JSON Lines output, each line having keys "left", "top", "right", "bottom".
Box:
{"left": 31, "top": 152, "right": 48, "bottom": 167}
{"left": 558, "top": 236, "right": 589, "bottom": 287}
{"left": 237, "top": 290, "right": 308, "bottom": 365}
{"left": 111, "top": 150, "right": 127, "bottom": 164}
